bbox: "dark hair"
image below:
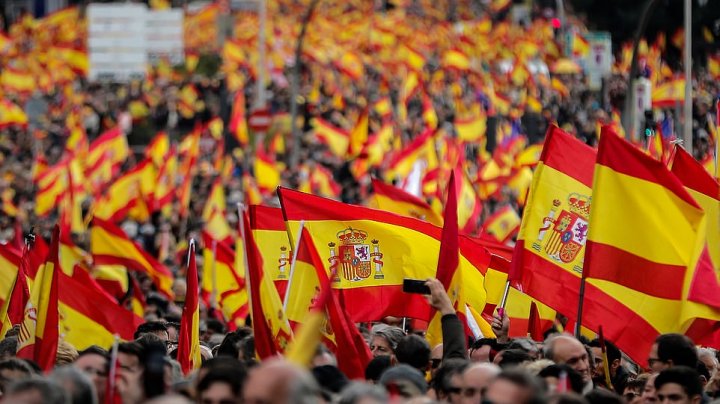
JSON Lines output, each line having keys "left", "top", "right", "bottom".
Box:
{"left": 50, "top": 366, "right": 97, "bottom": 404}
{"left": 216, "top": 328, "right": 252, "bottom": 359}
{"left": 0, "top": 358, "right": 35, "bottom": 375}
{"left": 497, "top": 349, "right": 532, "bottom": 368}
{"left": 365, "top": 356, "right": 392, "bottom": 382}
{"left": 655, "top": 334, "right": 698, "bottom": 369}
{"left": 77, "top": 345, "right": 109, "bottom": 360}
{"left": 118, "top": 341, "right": 144, "bottom": 360}
{"left": 312, "top": 365, "right": 349, "bottom": 394}
{"left": 0, "top": 337, "right": 18, "bottom": 358}
{"left": 654, "top": 366, "right": 703, "bottom": 398}
{"left": 487, "top": 369, "right": 547, "bottom": 404}
{"left": 585, "top": 388, "right": 625, "bottom": 404}
{"left": 431, "top": 358, "right": 468, "bottom": 396}
{"left": 196, "top": 359, "right": 246, "bottom": 398}
{"left": 588, "top": 339, "right": 621, "bottom": 363}
{"left": 395, "top": 335, "right": 431, "bottom": 371}
{"left": 134, "top": 321, "right": 169, "bottom": 340}
{"left": 538, "top": 364, "right": 585, "bottom": 394}
{"left": 205, "top": 319, "right": 226, "bottom": 335}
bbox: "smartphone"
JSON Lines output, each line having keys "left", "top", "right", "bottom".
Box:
{"left": 403, "top": 278, "right": 431, "bottom": 295}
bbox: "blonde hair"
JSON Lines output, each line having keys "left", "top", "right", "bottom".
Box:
{"left": 56, "top": 340, "right": 79, "bottom": 366}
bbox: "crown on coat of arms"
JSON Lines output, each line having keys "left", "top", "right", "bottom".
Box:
{"left": 568, "top": 193, "right": 591, "bottom": 220}
{"left": 336, "top": 228, "right": 368, "bottom": 245}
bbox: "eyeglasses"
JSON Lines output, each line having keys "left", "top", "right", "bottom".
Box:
{"left": 431, "top": 359, "right": 442, "bottom": 369}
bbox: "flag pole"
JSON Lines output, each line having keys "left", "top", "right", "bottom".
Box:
{"left": 283, "top": 220, "right": 305, "bottom": 311}
{"left": 682, "top": 0, "right": 692, "bottom": 156}
{"left": 498, "top": 280, "right": 511, "bottom": 310}
{"left": 575, "top": 277, "right": 587, "bottom": 338}
{"left": 237, "top": 203, "right": 252, "bottom": 314}
{"left": 210, "top": 239, "right": 218, "bottom": 311}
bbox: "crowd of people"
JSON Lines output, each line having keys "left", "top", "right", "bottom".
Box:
{"left": 1, "top": 277, "right": 719, "bottom": 403}
{"left": 0, "top": 0, "right": 718, "bottom": 403}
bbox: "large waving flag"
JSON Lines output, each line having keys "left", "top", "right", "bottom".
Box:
{"left": 178, "top": 241, "right": 202, "bottom": 374}
{"left": 370, "top": 178, "right": 443, "bottom": 226}
{"left": 0, "top": 246, "right": 21, "bottom": 336}
{"left": 278, "top": 187, "right": 490, "bottom": 323}
{"left": 90, "top": 219, "right": 175, "bottom": 300}
{"left": 671, "top": 148, "right": 720, "bottom": 276}
{"left": 581, "top": 128, "right": 719, "bottom": 362}
{"left": 249, "top": 206, "right": 292, "bottom": 302}
{"left": 201, "top": 232, "right": 248, "bottom": 329}
{"left": 510, "top": 126, "right": 595, "bottom": 321}
{"left": 285, "top": 227, "right": 373, "bottom": 379}
{"left": 17, "top": 226, "right": 59, "bottom": 372}
{"left": 241, "top": 209, "right": 293, "bottom": 358}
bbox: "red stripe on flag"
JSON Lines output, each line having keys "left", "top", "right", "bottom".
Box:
{"left": 584, "top": 241, "right": 686, "bottom": 300}
{"left": 249, "top": 205, "right": 286, "bottom": 231}
{"left": 540, "top": 126, "right": 596, "bottom": 187}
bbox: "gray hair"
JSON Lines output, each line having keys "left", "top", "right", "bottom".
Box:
{"left": 338, "top": 382, "right": 388, "bottom": 404}
{"left": 6, "top": 378, "right": 69, "bottom": 404}
{"left": 287, "top": 367, "right": 323, "bottom": 404}
{"left": 699, "top": 348, "right": 719, "bottom": 365}
{"left": 50, "top": 365, "right": 97, "bottom": 404}
{"left": 370, "top": 324, "right": 406, "bottom": 351}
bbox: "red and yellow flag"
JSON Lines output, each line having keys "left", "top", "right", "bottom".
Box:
{"left": 254, "top": 146, "right": 281, "bottom": 194}
{"left": 312, "top": 118, "right": 350, "bottom": 158}
{"left": 349, "top": 108, "right": 369, "bottom": 157}
{"left": 285, "top": 227, "right": 373, "bottom": 379}
{"left": 0, "top": 245, "right": 24, "bottom": 337}
{"left": 370, "top": 178, "right": 443, "bottom": 226}
{"left": 510, "top": 125, "right": 595, "bottom": 321}
{"left": 671, "top": 148, "right": 720, "bottom": 276}
{"left": 178, "top": 241, "right": 201, "bottom": 374}
{"left": 229, "top": 90, "right": 249, "bottom": 146}
{"left": 93, "top": 160, "right": 155, "bottom": 223}
{"left": 90, "top": 218, "right": 175, "bottom": 300}
{"left": 582, "top": 128, "right": 718, "bottom": 362}
{"left": 278, "top": 187, "right": 490, "bottom": 323}
{"left": 481, "top": 205, "right": 521, "bottom": 244}
{"left": 17, "top": 226, "right": 59, "bottom": 372}
{"left": 202, "top": 179, "right": 233, "bottom": 244}
{"left": 202, "top": 232, "right": 248, "bottom": 329}
{"left": 241, "top": 210, "right": 293, "bottom": 358}
{"left": 86, "top": 128, "right": 129, "bottom": 188}
{"left": 652, "top": 78, "right": 685, "bottom": 108}
{"left": 249, "top": 206, "right": 292, "bottom": 302}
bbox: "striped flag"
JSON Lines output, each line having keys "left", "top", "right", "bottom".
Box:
{"left": 178, "top": 241, "right": 202, "bottom": 374}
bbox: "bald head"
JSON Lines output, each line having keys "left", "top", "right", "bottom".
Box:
{"left": 545, "top": 335, "right": 591, "bottom": 383}
{"left": 243, "top": 359, "right": 320, "bottom": 404}
{"left": 462, "top": 363, "right": 501, "bottom": 404}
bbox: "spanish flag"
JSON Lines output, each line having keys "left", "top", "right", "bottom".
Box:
{"left": 1, "top": 67, "right": 35, "bottom": 94}
{"left": 455, "top": 113, "right": 487, "bottom": 143}
{"left": 202, "top": 179, "right": 233, "bottom": 245}
{"left": 241, "top": 209, "right": 293, "bottom": 358}
{"left": 93, "top": 160, "right": 156, "bottom": 223}
{"left": 312, "top": 118, "right": 350, "bottom": 158}
{"left": 510, "top": 125, "right": 595, "bottom": 322}
{"left": 178, "top": 241, "right": 202, "bottom": 374}
{"left": 370, "top": 178, "right": 443, "bottom": 226}
{"left": 652, "top": 78, "right": 685, "bottom": 108}
{"left": 387, "top": 128, "right": 438, "bottom": 181}
{"left": 671, "top": 147, "right": 719, "bottom": 276}
{"left": 0, "top": 98, "right": 28, "bottom": 128}
{"left": 349, "top": 108, "right": 369, "bottom": 158}
{"left": 0, "top": 245, "right": 26, "bottom": 337}
{"left": 278, "top": 187, "right": 490, "bottom": 323}
{"left": 35, "top": 161, "right": 69, "bottom": 217}
{"left": 456, "top": 166, "right": 483, "bottom": 235}
{"left": 254, "top": 146, "right": 281, "bottom": 194}
{"left": 249, "top": 205, "right": 292, "bottom": 302}
{"left": 202, "top": 232, "right": 248, "bottom": 329}
{"left": 481, "top": 205, "right": 521, "bottom": 244}
{"left": 229, "top": 89, "right": 249, "bottom": 146}
{"left": 582, "top": 127, "right": 717, "bottom": 362}
{"left": 17, "top": 226, "right": 59, "bottom": 372}
{"left": 154, "top": 147, "right": 177, "bottom": 215}
{"left": 86, "top": 128, "right": 129, "bottom": 184}
{"left": 285, "top": 227, "right": 373, "bottom": 379}
{"left": 90, "top": 218, "right": 175, "bottom": 300}
{"left": 571, "top": 32, "right": 590, "bottom": 58}
{"left": 442, "top": 49, "right": 471, "bottom": 71}
{"left": 145, "top": 133, "right": 170, "bottom": 168}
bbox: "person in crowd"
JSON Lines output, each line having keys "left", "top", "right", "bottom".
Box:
{"left": 460, "top": 362, "right": 501, "bottom": 404}
{"left": 196, "top": 361, "right": 246, "bottom": 404}
{"left": 50, "top": 366, "right": 97, "bottom": 404}
{"left": 538, "top": 364, "right": 585, "bottom": 395}
{"left": 0, "top": 337, "right": 18, "bottom": 362}
{"left": 135, "top": 321, "right": 171, "bottom": 342}
{"left": 365, "top": 356, "right": 392, "bottom": 384}
{"left": 243, "top": 359, "right": 322, "bottom": 404}
{"left": 395, "top": 334, "right": 432, "bottom": 374}
{"left": 431, "top": 358, "right": 469, "bottom": 403}
{"left": 468, "top": 338, "right": 498, "bottom": 363}
{"left": 544, "top": 335, "right": 593, "bottom": 392}
{"left": 0, "top": 358, "right": 36, "bottom": 396}
{"left": 654, "top": 367, "right": 704, "bottom": 404}
{"left": 482, "top": 369, "right": 547, "bottom": 404}
{"left": 337, "top": 382, "right": 388, "bottom": 404}
{"left": 622, "top": 374, "right": 650, "bottom": 404}
{"left": 649, "top": 334, "right": 698, "bottom": 373}
{"left": 378, "top": 364, "right": 428, "bottom": 399}
{"left": 56, "top": 340, "right": 79, "bottom": 366}
{"left": 1, "top": 378, "right": 68, "bottom": 404}
{"left": 588, "top": 338, "right": 629, "bottom": 393}
{"left": 72, "top": 346, "right": 108, "bottom": 404}
{"left": 369, "top": 323, "right": 405, "bottom": 360}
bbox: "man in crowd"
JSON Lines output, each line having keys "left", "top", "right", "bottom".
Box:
{"left": 588, "top": 338, "right": 629, "bottom": 393}
{"left": 654, "top": 367, "right": 703, "bottom": 404}
{"left": 543, "top": 335, "right": 593, "bottom": 393}
{"left": 648, "top": 334, "right": 698, "bottom": 373}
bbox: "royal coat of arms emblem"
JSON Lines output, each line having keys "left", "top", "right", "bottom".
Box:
{"left": 532, "top": 193, "right": 591, "bottom": 273}
{"left": 328, "top": 227, "right": 384, "bottom": 282}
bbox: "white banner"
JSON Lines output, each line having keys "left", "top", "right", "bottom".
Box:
{"left": 146, "top": 10, "right": 184, "bottom": 65}
{"left": 88, "top": 3, "right": 148, "bottom": 82}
